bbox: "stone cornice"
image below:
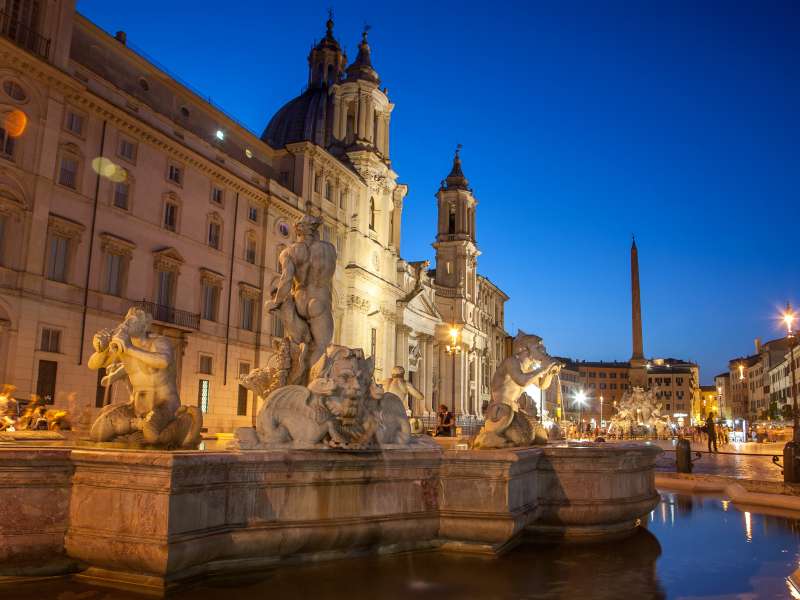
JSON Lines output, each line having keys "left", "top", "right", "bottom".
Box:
{"left": 48, "top": 213, "right": 85, "bottom": 241}
{"left": 99, "top": 232, "right": 135, "bottom": 256}
{"left": 152, "top": 247, "right": 184, "bottom": 272}
{"left": 199, "top": 268, "right": 225, "bottom": 285}
{"left": 237, "top": 281, "right": 261, "bottom": 299}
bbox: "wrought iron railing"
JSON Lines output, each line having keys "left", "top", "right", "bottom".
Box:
{"left": 0, "top": 11, "right": 50, "bottom": 60}
{"left": 134, "top": 300, "right": 200, "bottom": 330}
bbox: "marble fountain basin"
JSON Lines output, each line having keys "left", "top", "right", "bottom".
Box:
{"left": 0, "top": 441, "right": 661, "bottom": 594}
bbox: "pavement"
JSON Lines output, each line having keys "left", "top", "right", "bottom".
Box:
{"left": 596, "top": 438, "right": 786, "bottom": 481}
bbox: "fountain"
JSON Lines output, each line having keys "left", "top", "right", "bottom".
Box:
{"left": 607, "top": 386, "right": 671, "bottom": 438}
{"left": 0, "top": 214, "right": 662, "bottom": 593}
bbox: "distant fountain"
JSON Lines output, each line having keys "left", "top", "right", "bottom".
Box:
{"left": 607, "top": 386, "right": 671, "bottom": 438}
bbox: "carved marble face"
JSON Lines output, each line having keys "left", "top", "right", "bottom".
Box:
{"left": 329, "top": 358, "right": 362, "bottom": 401}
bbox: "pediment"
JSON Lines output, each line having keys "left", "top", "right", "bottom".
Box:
{"left": 405, "top": 291, "right": 442, "bottom": 320}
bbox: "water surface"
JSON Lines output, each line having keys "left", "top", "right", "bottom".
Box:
{"left": 4, "top": 492, "right": 800, "bottom": 599}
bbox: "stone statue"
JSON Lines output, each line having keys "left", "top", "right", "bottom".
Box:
{"left": 88, "top": 307, "right": 202, "bottom": 448}
{"left": 383, "top": 366, "right": 424, "bottom": 414}
{"left": 239, "top": 339, "right": 293, "bottom": 400}
{"left": 265, "top": 214, "right": 336, "bottom": 385}
{"left": 607, "top": 386, "right": 670, "bottom": 439}
{"left": 237, "top": 345, "right": 411, "bottom": 449}
{"left": 473, "top": 331, "right": 562, "bottom": 449}
{"left": 15, "top": 394, "right": 71, "bottom": 431}
{"left": 0, "top": 385, "right": 18, "bottom": 431}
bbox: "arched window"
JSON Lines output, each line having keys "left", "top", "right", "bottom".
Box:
{"left": 448, "top": 203, "right": 456, "bottom": 234}
{"left": 369, "top": 198, "right": 375, "bottom": 231}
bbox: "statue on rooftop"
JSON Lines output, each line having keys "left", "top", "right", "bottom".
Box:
{"left": 88, "top": 307, "right": 202, "bottom": 448}
{"left": 473, "top": 331, "right": 562, "bottom": 449}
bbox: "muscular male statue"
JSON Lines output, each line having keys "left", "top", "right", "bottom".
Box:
{"left": 473, "top": 331, "right": 561, "bottom": 449}
{"left": 265, "top": 214, "right": 336, "bottom": 385}
{"left": 88, "top": 307, "right": 201, "bottom": 447}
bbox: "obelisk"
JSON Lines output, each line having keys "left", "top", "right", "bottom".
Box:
{"left": 629, "top": 236, "right": 647, "bottom": 387}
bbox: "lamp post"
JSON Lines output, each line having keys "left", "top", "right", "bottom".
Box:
{"left": 600, "top": 395, "right": 604, "bottom": 431}
{"left": 781, "top": 303, "right": 798, "bottom": 483}
{"left": 445, "top": 325, "right": 462, "bottom": 432}
{"left": 574, "top": 390, "right": 587, "bottom": 439}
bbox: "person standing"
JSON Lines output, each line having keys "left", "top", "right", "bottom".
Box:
{"left": 436, "top": 404, "right": 454, "bottom": 437}
{"left": 706, "top": 412, "right": 718, "bottom": 453}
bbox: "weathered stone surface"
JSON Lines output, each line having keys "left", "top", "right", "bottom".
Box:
{"left": 0, "top": 448, "right": 73, "bottom": 575}
{"left": 0, "top": 442, "right": 662, "bottom": 591}
{"left": 530, "top": 442, "right": 662, "bottom": 541}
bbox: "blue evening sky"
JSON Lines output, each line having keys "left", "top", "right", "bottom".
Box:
{"left": 77, "top": 1, "right": 799, "bottom": 383}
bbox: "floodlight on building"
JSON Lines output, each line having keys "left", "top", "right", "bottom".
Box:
{"left": 245, "top": 148, "right": 253, "bottom": 158}
{"left": 215, "top": 129, "right": 225, "bottom": 141}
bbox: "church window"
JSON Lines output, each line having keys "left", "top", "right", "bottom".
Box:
{"left": 324, "top": 180, "right": 332, "bottom": 201}
{"left": 448, "top": 204, "right": 456, "bottom": 234}
{"left": 0, "top": 126, "right": 15, "bottom": 159}
{"left": 339, "top": 188, "right": 347, "bottom": 210}
{"left": 370, "top": 328, "right": 377, "bottom": 358}
{"left": 314, "top": 174, "right": 321, "bottom": 193}
{"left": 346, "top": 112, "right": 355, "bottom": 143}
{"left": 369, "top": 198, "right": 375, "bottom": 230}
{"left": 446, "top": 261, "right": 451, "bottom": 275}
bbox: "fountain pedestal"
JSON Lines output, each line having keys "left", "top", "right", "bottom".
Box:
{"left": 0, "top": 443, "right": 661, "bottom": 593}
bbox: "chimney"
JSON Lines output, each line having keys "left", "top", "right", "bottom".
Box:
{"left": 115, "top": 31, "right": 127, "bottom": 45}
{"left": 754, "top": 337, "right": 762, "bottom": 353}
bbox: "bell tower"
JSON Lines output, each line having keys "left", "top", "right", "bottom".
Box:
{"left": 307, "top": 11, "right": 346, "bottom": 88}
{"left": 433, "top": 146, "right": 479, "bottom": 306}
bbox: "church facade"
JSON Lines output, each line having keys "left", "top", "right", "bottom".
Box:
{"left": 0, "top": 3, "right": 508, "bottom": 431}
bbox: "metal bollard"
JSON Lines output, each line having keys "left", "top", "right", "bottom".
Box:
{"left": 676, "top": 437, "right": 692, "bottom": 473}
{"left": 784, "top": 441, "right": 800, "bottom": 483}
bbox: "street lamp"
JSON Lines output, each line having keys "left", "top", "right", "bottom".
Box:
{"left": 445, "top": 325, "right": 462, "bottom": 431}
{"left": 574, "top": 390, "right": 587, "bottom": 438}
{"left": 600, "top": 395, "right": 604, "bottom": 430}
{"left": 781, "top": 302, "right": 799, "bottom": 483}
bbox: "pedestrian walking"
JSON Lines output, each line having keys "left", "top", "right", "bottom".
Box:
{"left": 706, "top": 412, "right": 718, "bottom": 453}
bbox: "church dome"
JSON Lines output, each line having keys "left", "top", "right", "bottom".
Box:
{"left": 261, "top": 86, "right": 331, "bottom": 148}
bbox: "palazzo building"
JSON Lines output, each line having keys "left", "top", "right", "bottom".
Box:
{"left": 0, "top": 2, "right": 508, "bottom": 431}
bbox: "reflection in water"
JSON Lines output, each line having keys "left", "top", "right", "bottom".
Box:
{"left": 2, "top": 492, "right": 800, "bottom": 600}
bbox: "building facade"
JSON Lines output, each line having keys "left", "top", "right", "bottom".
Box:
{"left": 0, "top": 3, "right": 507, "bottom": 431}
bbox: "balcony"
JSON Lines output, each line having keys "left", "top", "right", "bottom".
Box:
{"left": 0, "top": 10, "right": 50, "bottom": 60}
{"left": 134, "top": 300, "right": 199, "bottom": 330}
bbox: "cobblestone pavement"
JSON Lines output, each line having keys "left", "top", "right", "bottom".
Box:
{"left": 653, "top": 448, "right": 784, "bottom": 481}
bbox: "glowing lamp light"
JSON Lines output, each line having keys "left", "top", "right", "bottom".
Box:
{"left": 215, "top": 129, "right": 225, "bottom": 141}
{"left": 3, "top": 109, "right": 27, "bottom": 138}
{"left": 783, "top": 303, "right": 796, "bottom": 334}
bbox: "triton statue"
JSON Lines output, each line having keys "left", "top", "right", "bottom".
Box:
{"left": 88, "top": 307, "right": 202, "bottom": 448}
{"left": 473, "top": 331, "right": 561, "bottom": 449}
